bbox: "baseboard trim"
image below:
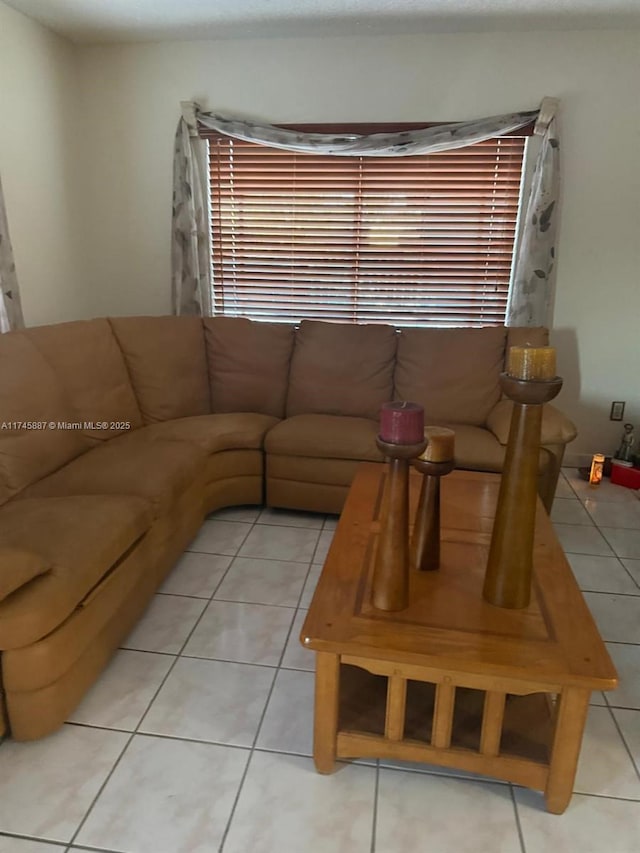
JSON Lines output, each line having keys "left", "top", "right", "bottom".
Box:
{"left": 563, "top": 453, "right": 593, "bottom": 469}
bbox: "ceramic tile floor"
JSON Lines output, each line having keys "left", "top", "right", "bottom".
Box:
{"left": 1, "top": 473, "right": 639, "bottom": 853}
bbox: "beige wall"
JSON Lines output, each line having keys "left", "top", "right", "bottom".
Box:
{"left": 0, "top": 2, "right": 86, "bottom": 325}
{"left": 75, "top": 29, "right": 640, "bottom": 462}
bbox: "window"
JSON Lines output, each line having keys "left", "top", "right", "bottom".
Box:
{"left": 203, "top": 124, "right": 530, "bottom": 327}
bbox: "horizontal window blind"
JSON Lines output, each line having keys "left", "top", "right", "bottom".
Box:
{"left": 206, "top": 129, "right": 527, "bottom": 327}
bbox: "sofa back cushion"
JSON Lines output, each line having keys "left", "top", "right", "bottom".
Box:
{"left": 109, "top": 316, "right": 210, "bottom": 423}
{"left": 204, "top": 317, "right": 294, "bottom": 418}
{"left": 394, "top": 326, "right": 507, "bottom": 426}
{"left": 286, "top": 320, "right": 397, "bottom": 420}
{"left": 0, "top": 332, "right": 85, "bottom": 506}
{"left": 25, "top": 319, "right": 142, "bottom": 444}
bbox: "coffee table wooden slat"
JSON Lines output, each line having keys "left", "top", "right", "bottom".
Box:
{"left": 301, "top": 464, "right": 618, "bottom": 814}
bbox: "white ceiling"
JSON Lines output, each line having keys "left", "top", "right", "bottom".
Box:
{"left": 5, "top": 0, "right": 640, "bottom": 43}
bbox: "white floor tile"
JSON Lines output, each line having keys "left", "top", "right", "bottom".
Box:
{"left": 313, "top": 530, "right": 334, "bottom": 563}
{"left": 5, "top": 474, "right": 638, "bottom": 853}
{"left": 554, "top": 524, "right": 614, "bottom": 556}
{"left": 257, "top": 508, "right": 324, "bottom": 528}
{"left": 567, "top": 554, "right": 640, "bottom": 594}
{"left": 187, "top": 520, "right": 252, "bottom": 556}
{"left": 0, "top": 725, "right": 127, "bottom": 843}
{"left": 208, "top": 505, "right": 260, "bottom": 522}
{"left": 574, "top": 707, "right": 640, "bottom": 799}
{"left": 585, "top": 499, "right": 640, "bottom": 530}
{"left": 281, "top": 609, "right": 314, "bottom": 671}
{"left": 564, "top": 470, "right": 639, "bottom": 503}
{"left": 160, "top": 552, "right": 231, "bottom": 598}
{"left": 378, "top": 757, "right": 506, "bottom": 784}
{"left": 612, "top": 708, "right": 640, "bottom": 774}
{"left": 223, "top": 752, "right": 376, "bottom": 853}
{"left": 600, "top": 528, "right": 640, "bottom": 560}
{"left": 299, "top": 564, "right": 322, "bottom": 609}
{"left": 68, "top": 649, "right": 173, "bottom": 730}
{"left": 551, "top": 498, "right": 593, "bottom": 525}
{"left": 554, "top": 476, "right": 576, "bottom": 499}
{"left": 606, "top": 644, "right": 640, "bottom": 709}
{"left": 0, "top": 839, "right": 65, "bottom": 852}
{"left": 183, "top": 600, "right": 294, "bottom": 665}
{"left": 515, "top": 788, "right": 640, "bottom": 853}
{"left": 583, "top": 593, "right": 640, "bottom": 644}
{"left": 622, "top": 559, "right": 640, "bottom": 588}
{"left": 375, "top": 770, "right": 520, "bottom": 853}
{"left": 239, "top": 525, "right": 320, "bottom": 562}
{"left": 214, "top": 556, "right": 307, "bottom": 607}
{"left": 76, "top": 735, "right": 248, "bottom": 853}
{"left": 140, "top": 657, "right": 274, "bottom": 746}
{"left": 256, "top": 669, "right": 315, "bottom": 756}
{"left": 122, "top": 594, "right": 206, "bottom": 654}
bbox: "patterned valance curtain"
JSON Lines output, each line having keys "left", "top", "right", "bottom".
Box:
{"left": 0, "top": 174, "right": 24, "bottom": 332}
{"left": 172, "top": 98, "right": 560, "bottom": 327}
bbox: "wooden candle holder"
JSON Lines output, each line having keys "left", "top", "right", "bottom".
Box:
{"left": 483, "top": 373, "right": 563, "bottom": 609}
{"left": 411, "top": 457, "right": 455, "bottom": 572}
{"left": 373, "top": 436, "right": 427, "bottom": 611}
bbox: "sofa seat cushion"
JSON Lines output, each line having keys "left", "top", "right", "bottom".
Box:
{"left": 266, "top": 414, "right": 384, "bottom": 462}
{"left": 0, "top": 548, "right": 49, "bottom": 603}
{"left": 135, "top": 413, "right": 279, "bottom": 455}
{"left": 286, "top": 320, "right": 397, "bottom": 420}
{"left": 439, "top": 423, "right": 550, "bottom": 473}
{"left": 21, "top": 436, "right": 205, "bottom": 517}
{"left": 0, "top": 495, "right": 153, "bottom": 648}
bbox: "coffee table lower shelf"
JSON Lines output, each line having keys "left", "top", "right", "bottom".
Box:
{"left": 313, "top": 651, "right": 590, "bottom": 815}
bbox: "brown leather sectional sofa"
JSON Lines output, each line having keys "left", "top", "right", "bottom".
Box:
{"left": 0, "top": 316, "right": 576, "bottom": 740}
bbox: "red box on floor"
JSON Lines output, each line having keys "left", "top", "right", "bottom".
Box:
{"left": 610, "top": 462, "right": 640, "bottom": 490}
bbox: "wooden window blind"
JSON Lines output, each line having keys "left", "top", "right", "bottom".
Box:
{"left": 205, "top": 125, "right": 529, "bottom": 327}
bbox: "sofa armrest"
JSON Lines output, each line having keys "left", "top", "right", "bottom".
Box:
{"left": 486, "top": 401, "right": 578, "bottom": 447}
{"left": 0, "top": 548, "right": 49, "bottom": 603}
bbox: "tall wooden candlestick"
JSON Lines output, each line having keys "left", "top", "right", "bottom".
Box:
{"left": 411, "top": 427, "right": 455, "bottom": 572}
{"left": 373, "top": 436, "right": 427, "bottom": 611}
{"left": 483, "top": 357, "right": 562, "bottom": 609}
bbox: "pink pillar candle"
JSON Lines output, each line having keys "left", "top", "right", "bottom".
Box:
{"left": 379, "top": 402, "right": 425, "bottom": 445}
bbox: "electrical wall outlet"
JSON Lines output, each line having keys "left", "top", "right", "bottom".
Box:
{"left": 610, "top": 401, "right": 625, "bottom": 421}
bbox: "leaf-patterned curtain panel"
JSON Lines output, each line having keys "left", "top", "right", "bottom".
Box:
{"left": 171, "top": 99, "right": 559, "bottom": 327}
{"left": 0, "top": 174, "right": 24, "bottom": 332}
{"left": 505, "top": 116, "right": 560, "bottom": 327}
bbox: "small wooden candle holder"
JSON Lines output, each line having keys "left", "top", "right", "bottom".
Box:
{"left": 411, "top": 457, "right": 455, "bottom": 572}
{"left": 483, "top": 372, "right": 563, "bottom": 609}
{"left": 373, "top": 436, "right": 427, "bottom": 612}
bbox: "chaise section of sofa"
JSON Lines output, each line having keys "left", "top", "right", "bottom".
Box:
{"left": 0, "top": 314, "right": 577, "bottom": 741}
{"left": 0, "top": 495, "right": 155, "bottom": 739}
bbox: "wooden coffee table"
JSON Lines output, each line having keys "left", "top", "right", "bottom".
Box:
{"left": 300, "top": 464, "right": 617, "bottom": 814}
